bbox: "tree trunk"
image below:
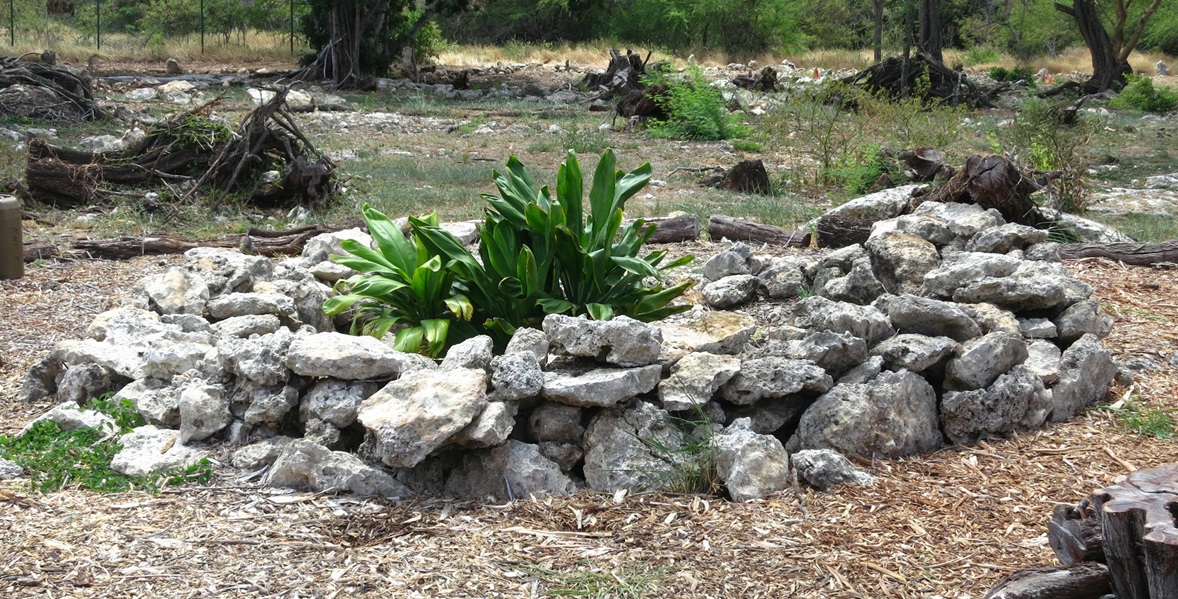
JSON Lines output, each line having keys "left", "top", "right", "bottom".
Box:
{"left": 1058, "top": 241, "right": 1178, "bottom": 266}
{"left": 983, "top": 563, "right": 1111, "bottom": 599}
{"left": 873, "top": 0, "right": 884, "bottom": 64}
{"left": 1054, "top": 0, "right": 1132, "bottom": 92}
{"left": 707, "top": 215, "right": 811, "bottom": 247}
{"left": 1092, "top": 464, "right": 1178, "bottom": 598}
{"left": 919, "top": 0, "right": 943, "bottom": 64}
{"left": 631, "top": 214, "right": 700, "bottom": 244}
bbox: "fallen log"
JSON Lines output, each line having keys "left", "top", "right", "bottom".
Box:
{"left": 634, "top": 214, "right": 699, "bottom": 244}
{"left": 983, "top": 563, "right": 1111, "bottom": 599}
{"left": 1058, "top": 241, "right": 1178, "bottom": 266}
{"left": 816, "top": 214, "right": 873, "bottom": 249}
{"left": 69, "top": 222, "right": 359, "bottom": 260}
{"left": 707, "top": 215, "right": 810, "bottom": 247}
{"left": 22, "top": 239, "right": 61, "bottom": 262}
{"left": 0, "top": 55, "right": 101, "bottom": 121}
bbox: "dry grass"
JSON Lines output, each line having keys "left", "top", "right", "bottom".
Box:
{"left": 2, "top": 252, "right": 1177, "bottom": 597}
{"left": 7, "top": 29, "right": 303, "bottom": 69}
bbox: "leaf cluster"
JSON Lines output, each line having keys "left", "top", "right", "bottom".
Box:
{"left": 645, "top": 65, "right": 746, "bottom": 142}
{"left": 1110, "top": 75, "right": 1178, "bottom": 114}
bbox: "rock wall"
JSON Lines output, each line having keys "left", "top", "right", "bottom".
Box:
{"left": 14, "top": 194, "right": 1120, "bottom": 502}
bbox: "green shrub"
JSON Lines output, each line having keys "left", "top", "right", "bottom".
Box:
{"left": 412, "top": 150, "right": 694, "bottom": 347}
{"left": 995, "top": 97, "right": 1095, "bottom": 213}
{"left": 963, "top": 47, "right": 1001, "bottom": 66}
{"left": 323, "top": 208, "right": 475, "bottom": 357}
{"left": 645, "top": 65, "right": 746, "bottom": 142}
{"left": 1110, "top": 75, "right": 1178, "bottom": 114}
{"left": 988, "top": 66, "right": 1036, "bottom": 85}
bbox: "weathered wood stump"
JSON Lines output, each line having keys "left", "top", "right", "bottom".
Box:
{"left": 1058, "top": 241, "right": 1178, "bottom": 267}
{"left": 707, "top": 215, "right": 810, "bottom": 247}
{"left": 924, "top": 154, "right": 1049, "bottom": 227}
{"left": 984, "top": 563, "right": 1111, "bottom": 599}
{"left": 994, "top": 463, "right": 1178, "bottom": 598}
{"left": 816, "top": 214, "right": 873, "bottom": 249}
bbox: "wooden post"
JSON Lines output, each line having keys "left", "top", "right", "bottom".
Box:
{"left": 0, "top": 194, "right": 23, "bottom": 279}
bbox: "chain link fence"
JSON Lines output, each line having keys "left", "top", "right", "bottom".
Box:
{"left": 1, "top": 0, "right": 311, "bottom": 55}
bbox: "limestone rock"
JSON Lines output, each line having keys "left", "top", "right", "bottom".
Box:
{"left": 0, "top": 458, "right": 22, "bottom": 480}
{"left": 55, "top": 363, "right": 112, "bottom": 405}
{"left": 823, "top": 184, "right": 920, "bottom": 221}
{"left": 217, "top": 329, "right": 294, "bottom": 386}
{"left": 702, "top": 274, "right": 760, "bottom": 309}
{"left": 710, "top": 418, "right": 790, "bottom": 502}
{"left": 450, "top": 401, "right": 518, "bottom": 448}
{"left": 1025, "top": 340, "right": 1062, "bottom": 385}
{"left": 183, "top": 247, "right": 273, "bottom": 297}
{"left": 207, "top": 292, "right": 296, "bottom": 320}
{"left": 210, "top": 314, "right": 282, "bottom": 338}
{"left": 944, "top": 331, "right": 1028, "bottom": 391}
{"left": 866, "top": 231, "right": 940, "bottom": 295}
{"left": 1051, "top": 333, "right": 1116, "bottom": 422}
{"left": 583, "top": 401, "right": 682, "bottom": 492}
{"left": 441, "top": 335, "right": 494, "bottom": 372}
{"left": 263, "top": 439, "right": 410, "bottom": 499}
{"left": 886, "top": 294, "right": 982, "bottom": 341}
{"left": 791, "top": 449, "right": 873, "bottom": 490}
{"left": 542, "top": 365, "right": 662, "bottom": 407}
{"left": 793, "top": 370, "right": 943, "bottom": 458}
{"left": 286, "top": 332, "right": 415, "bottom": 380}
{"left": 111, "top": 425, "right": 209, "bottom": 477}
{"left": 231, "top": 436, "right": 296, "bottom": 469}
{"left": 543, "top": 314, "right": 663, "bottom": 367}
{"left": 965, "top": 223, "right": 1048, "bottom": 254}
{"left": 299, "top": 379, "right": 379, "bottom": 428}
{"left": 941, "top": 365, "right": 1051, "bottom": 444}
{"left": 952, "top": 261, "right": 1092, "bottom": 312}
{"left": 659, "top": 310, "right": 756, "bottom": 360}
{"left": 528, "top": 402, "right": 584, "bottom": 442}
{"left": 504, "top": 327, "right": 549, "bottom": 366}
{"left": 718, "top": 357, "right": 832, "bottom": 406}
{"left": 1054, "top": 299, "right": 1113, "bottom": 344}
{"left": 443, "top": 440, "right": 576, "bottom": 499}
{"left": 871, "top": 334, "right": 958, "bottom": 373}
{"left": 659, "top": 352, "right": 740, "bottom": 411}
{"left": 357, "top": 368, "right": 489, "bottom": 468}
{"left": 794, "top": 296, "right": 893, "bottom": 346}
{"left": 114, "top": 378, "right": 180, "bottom": 427}
{"left": 820, "top": 257, "right": 885, "bottom": 305}
{"left": 18, "top": 401, "right": 117, "bottom": 437}
{"left": 922, "top": 252, "right": 1021, "bottom": 299}
{"left": 179, "top": 382, "right": 231, "bottom": 444}
{"left": 491, "top": 351, "right": 544, "bottom": 401}
{"left": 702, "top": 242, "right": 758, "bottom": 280}
{"left": 142, "top": 268, "right": 210, "bottom": 315}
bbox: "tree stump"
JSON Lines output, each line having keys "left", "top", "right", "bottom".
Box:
{"left": 720, "top": 160, "right": 771, "bottom": 194}
{"left": 983, "top": 563, "right": 1111, "bottom": 599}
{"left": 924, "top": 154, "right": 1049, "bottom": 227}
{"left": 816, "top": 214, "right": 873, "bottom": 249}
{"left": 1093, "top": 464, "right": 1178, "bottom": 598}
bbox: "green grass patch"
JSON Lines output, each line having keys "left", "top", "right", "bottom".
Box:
{"left": 522, "top": 561, "right": 667, "bottom": 598}
{"left": 0, "top": 397, "right": 214, "bottom": 493}
{"left": 1085, "top": 213, "right": 1178, "bottom": 243}
{"left": 1110, "top": 75, "right": 1178, "bottom": 114}
{"left": 1100, "top": 401, "right": 1178, "bottom": 440}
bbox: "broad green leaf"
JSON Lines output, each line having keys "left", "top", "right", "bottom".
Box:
{"left": 612, "top": 256, "right": 661, "bottom": 278}
{"left": 421, "top": 319, "right": 451, "bottom": 358}
{"left": 588, "top": 150, "right": 618, "bottom": 239}
{"left": 393, "top": 326, "right": 425, "bottom": 354}
{"left": 537, "top": 298, "right": 575, "bottom": 314}
{"left": 362, "top": 204, "right": 418, "bottom": 274}
{"left": 586, "top": 303, "right": 614, "bottom": 321}
{"left": 444, "top": 295, "right": 473, "bottom": 321}
{"left": 334, "top": 239, "right": 401, "bottom": 275}
{"left": 557, "top": 150, "right": 584, "bottom": 233}
{"left": 321, "top": 294, "right": 366, "bottom": 315}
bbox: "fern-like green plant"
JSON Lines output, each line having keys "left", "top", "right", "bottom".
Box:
{"left": 412, "top": 149, "right": 694, "bottom": 346}
{"left": 322, "top": 206, "right": 474, "bottom": 357}
{"left": 645, "top": 65, "right": 746, "bottom": 141}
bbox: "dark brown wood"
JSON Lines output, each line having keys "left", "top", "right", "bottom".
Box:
{"left": 632, "top": 214, "right": 699, "bottom": 244}
{"left": 1091, "top": 464, "right": 1178, "bottom": 598}
{"left": 1059, "top": 241, "right": 1178, "bottom": 266}
{"left": 732, "top": 67, "right": 778, "bottom": 92}
{"left": 721, "top": 160, "right": 771, "bottom": 195}
{"left": 707, "top": 215, "right": 810, "bottom": 248}
{"left": 1049, "top": 502, "right": 1105, "bottom": 566}
{"left": 583, "top": 49, "right": 649, "bottom": 98}
{"left": 68, "top": 223, "right": 356, "bottom": 260}
{"left": 924, "top": 154, "right": 1049, "bottom": 227}
{"left": 816, "top": 214, "right": 873, "bottom": 249}
{"left": 22, "top": 239, "right": 60, "bottom": 262}
{"left": 1054, "top": 0, "right": 1133, "bottom": 92}
{"left": 0, "top": 55, "right": 102, "bottom": 121}
{"left": 845, "top": 52, "right": 991, "bottom": 108}
{"left": 983, "top": 563, "right": 1111, "bottom": 599}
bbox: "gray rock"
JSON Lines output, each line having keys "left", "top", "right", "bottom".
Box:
{"left": 441, "top": 335, "right": 494, "bottom": 372}
{"left": 286, "top": 332, "right": 417, "bottom": 380}
{"left": 838, "top": 355, "right": 884, "bottom": 385}
{"left": 922, "top": 252, "right": 1022, "bottom": 299}
{"left": 56, "top": 363, "right": 112, "bottom": 405}
{"left": 782, "top": 330, "right": 869, "bottom": 376}
{"left": 114, "top": 378, "right": 180, "bottom": 427}
{"left": 140, "top": 340, "right": 217, "bottom": 381}
{"left": 528, "top": 402, "right": 584, "bottom": 442}
{"left": 68, "top": 307, "right": 215, "bottom": 380}
{"left": 299, "top": 379, "right": 379, "bottom": 428}
{"left": 542, "top": 365, "right": 662, "bottom": 408}
{"left": 231, "top": 436, "right": 296, "bottom": 469}
{"left": 659, "top": 310, "right": 756, "bottom": 360}
{"left": 702, "top": 242, "right": 756, "bottom": 280}
{"left": 1019, "top": 318, "right": 1058, "bottom": 339}
{"left": 183, "top": 247, "right": 273, "bottom": 297}
{"left": 1054, "top": 299, "right": 1114, "bottom": 344}
{"left": 217, "top": 329, "right": 294, "bottom": 386}
{"left": 263, "top": 438, "right": 410, "bottom": 499}
{"left": 710, "top": 418, "right": 790, "bottom": 502}
{"left": 307, "top": 261, "right": 354, "bottom": 283}
{"left": 758, "top": 257, "right": 810, "bottom": 299}
{"left": 945, "top": 331, "right": 1028, "bottom": 391}
{"left": 504, "top": 327, "right": 549, "bottom": 366}
{"left": 1055, "top": 213, "right": 1135, "bottom": 244}
{"left": 179, "top": 382, "right": 231, "bottom": 443}
{"left": 1051, "top": 333, "right": 1117, "bottom": 422}
{"left": 210, "top": 314, "right": 283, "bottom": 338}
{"left": 659, "top": 352, "right": 740, "bottom": 411}
{"left": 887, "top": 294, "right": 982, "bottom": 341}
{"left": 793, "top": 370, "right": 943, "bottom": 458}
{"left": 1026, "top": 242, "right": 1062, "bottom": 262}
{"left": 142, "top": 268, "right": 210, "bottom": 315}
{"left": 823, "top": 185, "right": 920, "bottom": 221}
{"left": 443, "top": 440, "right": 576, "bottom": 500}
{"left": 253, "top": 278, "right": 335, "bottom": 332}
{"left": 818, "top": 245, "right": 868, "bottom": 273}
{"left": 17, "top": 354, "right": 62, "bottom": 403}
{"left": 357, "top": 368, "right": 489, "bottom": 468}
{"left": 0, "top": 458, "right": 22, "bottom": 480}
{"left": 1025, "top": 340, "right": 1062, "bottom": 385}
{"left": 240, "top": 382, "right": 299, "bottom": 427}
{"left": 940, "top": 365, "right": 1052, "bottom": 444}
{"left": 792, "top": 449, "right": 874, "bottom": 490}
{"left": 719, "top": 357, "right": 833, "bottom": 406}
{"left": 18, "top": 401, "right": 117, "bottom": 437}
{"left": 302, "top": 418, "right": 341, "bottom": 448}
{"left": 702, "top": 274, "right": 761, "bottom": 309}
{"left": 111, "top": 425, "right": 209, "bottom": 477}
{"left": 582, "top": 401, "right": 683, "bottom": 492}
{"left": 794, "top": 296, "right": 893, "bottom": 346}
{"left": 491, "top": 351, "right": 544, "bottom": 401}
{"left": 450, "top": 401, "right": 518, "bottom": 448}
{"left": 894, "top": 214, "right": 956, "bottom": 246}
{"left": 866, "top": 231, "right": 941, "bottom": 295}
{"left": 953, "top": 261, "right": 1092, "bottom": 311}
{"left": 543, "top": 314, "right": 663, "bottom": 367}
{"left": 160, "top": 313, "right": 212, "bottom": 333}
{"left": 911, "top": 202, "right": 1005, "bottom": 242}
{"left": 871, "top": 334, "right": 958, "bottom": 373}
{"left": 207, "top": 292, "right": 296, "bottom": 320}
{"left": 821, "top": 257, "right": 886, "bottom": 305}
{"left": 539, "top": 441, "right": 583, "bottom": 472}
{"left": 965, "top": 223, "right": 1048, "bottom": 254}
{"left": 727, "top": 396, "right": 811, "bottom": 434}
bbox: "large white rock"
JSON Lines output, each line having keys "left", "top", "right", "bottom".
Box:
{"left": 543, "top": 314, "right": 663, "bottom": 367}
{"left": 142, "top": 268, "right": 210, "bottom": 315}
{"left": 111, "top": 425, "right": 208, "bottom": 477}
{"left": 285, "top": 332, "right": 417, "bottom": 380}
{"left": 178, "top": 382, "right": 231, "bottom": 444}
{"left": 444, "top": 440, "right": 576, "bottom": 499}
{"left": 263, "top": 439, "right": 410, "bottom": 499}
{"left": 542, "top": 365, "right": 662, "bottom": 407}
{"left": 659, "top": 352, "right": 740, "bottom": 411}
{"left": 710, "top": 418, "right": 790, "bottom": 502}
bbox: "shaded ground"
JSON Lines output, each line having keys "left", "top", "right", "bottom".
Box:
{"left": 2, "top": 255, "right": 1176, "bottom": 598}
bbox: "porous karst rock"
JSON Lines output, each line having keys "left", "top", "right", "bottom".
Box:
{"left": 758, "top": 256, "right": 812, "bottom": 300}
{"left": 702, "top": 241, "right": 759, "bottom": 280}
{"left": 114, "top": 378, "right": 180, "bottom": 427}
{"left": 794, "top": 296, "right": 893, "bottom": 346}
{"left": 838, "top": 355, "right": 884, "bottom": 385}
{"left": 0, "top": 458, "right": 22, "bottom": 480}
{"left": 263, "top": 438, "right": 410, "bottom": 499}
{"left": 792, "top": 369, "right": 943, "bottom": 458}
{"left": 443, "top": 440, "right": 576, "bottom": 500}
{"left": 357, "top": 368, "right": 489, "bottom": 468}
{"left": 504, "top": 327, "right": 549, "bottom": 366}
{"left": 1054, "top": 299, "right": 1113, "bottom": 344}
{"left": 491, "top": 350, "right": 544, "bottom": 401}
{"left": 543, "top": 314, "right": 662, "bottom": 367}
{"left": 183, "top": 247, "right": 273, "bottom": 297}
{"left": 922, "top": 252, "right": 1021, "bottom": 299}
{"left": 232, "top": 436, "right": 296, "bottom": 470}
{"left": 820, "top": 257, "right": 886, "bottom": 305}
{"left": 964, "top": 223, "right": 1048, "bottom": 254}
{"left": 944, "top": 331, "right": 1028, "bottom": 391}
{"left": 207, "top": 292, "right": 297, "bottom": 320}
{"left": 582, "top": 400, "right": 683, "bottom": 492}
{"left": 940, "top": 365, "right": 1051, "bottom": 444}
{"left": 142, "top": 268, "right": 210, "bottom": 315}
{"left": 55, "top": 363, "right": 113, "bottom": 405}
{"left": 449, "top": 401, "right": 518, "bottom": 448}
{"left": 886, "top": 294, "right": 982, "bottom": 341}
{"left": 659, "top": 309, "right": 756, "bottom": 360}
{"left": 718, "top": 357, "right": 833, "bottom": 406}
{"left": 239, "top": 381, "right": 300, "bottom": 428}
{"left": 111, "top": 425, "right": 209, "bottom": 477}
{"left": 441, "top": 335, "right": 494, "bottom": 372}
{"left": 528, "top": 402, "right": 584, "bottom": 442}
{"left": 909, "top": 199, "right": 1003, "bottom": 242}
{"left": 1050, "top": 333, "right": 1117, "bottom": 422}
{"left": 1025, "top": 340, "right": 1062, "bottom": 385}
{"left": 285, "top": 332, "right": 422, "bottom": 380}
{"left": 299, "top": 379, "right": 379, "bottom": 428}
{"left": 866, "top": 231, "right": 940, "bottom": 295}
{"left": 776, "top": 330, "right": 869, "bottom": 377}
{"left": 253, "top": 278, "right": 335, "bottom": 332}
{"left": 822, "top": 184, "right": 920, "bottom": 222}
{"left": 210, "top": 314, "right": 283, "bottom": 338}
{"left": 178, "top": 381, "right": 231, "bottom": 444}
{"left": 870, "top": 334, "right": 958, "bottom": 373}
{"left": 1019, "top": 318, "right": 1057, "bottom": 339}
{"left": 727, "top": 396, "right": 812, "bottom": 434}
{"left": 952, "top": 261, "right": 1092, "bottom": 312}
{"left": 894, "top": 213, "right": 956, "bottom": 246}
{"left": 303, "top": 418, "right": 342, "bottom": 448}
{"left": 711, "top": 418, "right": 790, "bottom": 502}
{"left": 659, "top": 352, "right": 741, "bottom": 411}
{"left": 541, "top": 365, "right": 662, "bottom": 408}
{"left": 217, "top": 329, "right": 294, "bottom": 387}
{"left": 18, "top": 401, "right": 117, "bottom": 437}
{"left": 959, "top": 302, "right": 1021, "bottom": 335}
{"left": 792, "top": 448, "right": 873, "bottom": 490}
{"left": 301, "top": 228, "right": 373, "bottom": 264}
{"left": 702, "top": 274, "right": 761, "bottom": 309}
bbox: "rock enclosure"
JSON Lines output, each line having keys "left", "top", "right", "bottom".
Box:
{"left": 12, "top": 190, "right": 1120, "bottom": 502}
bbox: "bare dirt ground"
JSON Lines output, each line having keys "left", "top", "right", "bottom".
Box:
{"left": 2, "top": 252, "right": 1177, "bottom": 598}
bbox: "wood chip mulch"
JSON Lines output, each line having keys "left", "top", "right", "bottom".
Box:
{"left": 1, "top": 256, "right": 1176, "bottom": 598}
